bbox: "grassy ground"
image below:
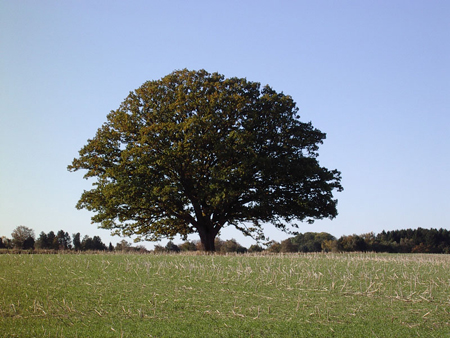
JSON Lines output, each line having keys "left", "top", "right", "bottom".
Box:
{"left": 1, "top": 252, "right": 449, "bottom": 337}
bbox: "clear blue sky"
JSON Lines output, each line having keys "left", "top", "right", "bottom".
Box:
{"left": 1, "top": 0, "right": 449, "bottom": 249}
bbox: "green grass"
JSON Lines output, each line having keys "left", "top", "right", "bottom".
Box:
{"left": 1, "top": 252, "right": 449, "bottom": 337}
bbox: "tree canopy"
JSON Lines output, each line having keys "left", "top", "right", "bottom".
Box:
{"left": 68, "top": 69, "right": 343, "bottom": 251}
{"left": 11, "top": 225, "right": 35, "bottom": 249}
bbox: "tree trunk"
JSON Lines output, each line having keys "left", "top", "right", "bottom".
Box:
{"left": 198, "top": 226, "right": 217, "bottom": 252}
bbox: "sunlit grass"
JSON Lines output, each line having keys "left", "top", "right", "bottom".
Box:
{"left": 1, "top": 253, "right": 449, "bottom": 337}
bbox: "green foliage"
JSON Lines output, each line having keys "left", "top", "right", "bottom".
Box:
{"left": 247, "top": 244, "right": 264, "bottom": 253}
{"left": 267, "top": 241, "right": 282, "bottom": 253}
{"left": 11, "top": 225, "right": 35, "bottom": 249}
{"left": 35, "top": 232, "right": 48, "bottom": 249}
{"left": 22, "top": 236, "right": 35, "bottom": 250}
{"left": 291, "top": 232, "right": 336, "bottom": 252}
{"left": 36, "top": 230, "right": 72, "bottom": 250}
{"left": 46, "top": 231, "right": 58, "bottom": 250}
{"left": 0, "top": 237, "right": 12, "bottom": 249}
{"left": 165, "top": 240, "right": 181, "bottom": 252}
{"left": 321, "top": 239, "right": 339, "bottom": 252}
{"left": 154, "top": 244, "right": 166, "bottom": 253}
{"left": 56, "top": 230, "right": 71, "bottom": 250}
{"left": 68, "top": 69, "right": 343, "bottom": 251}
{"left": 344, "top": 228, "right": 450, "bottom": 253}
{"left": 115, "top": 239, "right": 131, "bottom": 251}
{"left": 219, "top": 238, "right": 247, "bottom": 253}
{"left": 72, "top": 232, "right": 81, "bottom": 251}
{"left": 280, "top": 228, "right": 450, "bottom": 254}
{"left": 338, "top": 234, "right": 367, "bottom": 252}
{"left": 80, "top": 235, "right": 107, "bottom": 251}
{"left": 376, "top": 227, "right": 450, "bottom": 253}
{"left": 179, "top": 240, "right": 197, "bottom": 251}
{"left": 280, "top": 238, "right": 297, "bottom": 252}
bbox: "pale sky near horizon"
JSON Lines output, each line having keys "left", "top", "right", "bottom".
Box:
{"left": 1, "top": 0, "right": 449, "bottom": 249}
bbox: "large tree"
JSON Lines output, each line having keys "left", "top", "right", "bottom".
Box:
{"left": 68, "top": 69, "right": 342, "bottom": 251}
{"left": 11, "top": 225, "right": 35, "bottom": 249}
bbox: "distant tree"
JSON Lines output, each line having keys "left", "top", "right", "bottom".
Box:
{"left": 68, "top": 69, "right": 343, "bottom": 251}
{"left": 213, "top": 238, "right": 224, "bottom": 252}
{"left": 165, "top": 241, "right": 181, "bottom": 252}
{"left": 115, "top": 239, "right": 132, "bottom": 251}
{"left": 377, "top": 230, "right": 388, "bottom": 243}
{"left": 81, "top": 235, "right": 94, "bottom": 251}
{"left": 267, "top": 241, "right": 281, "bottom": 253}
{"left": 359, "top": 232, "right": 376, "bottom": 251}
{"left": 411, "top": 242, "right": 430, "bottom": 253}
{"left": 321, "top": 239, "right": 338, "bottom": 252}
{"left": 73, "top": 233, "right": 81, "bottom": 251}
{"left": 338, "top": 235, "right": 367, "bottom": 252}
{"left": 108, "top": 242, "right": 114, "bottom": 251}
{"left": 35, "top": 231, "right": 49, "bottom": 249}
{"left": 154, "top": 244, "right": 166, "bottom": 253}
{"left": 0, "top": 237, "right": 4, "bottom": 249}
{"left": 280, "top": 238, "right": 297, "bottom": 253}
{"left": 11, "top": 226, "right": 35, "bottom": 249}
{"left": 437, "top": 228, "right": 450, "bottom": 253}
{"left": 292, "top": 232, "right": 335, "bottom": 252}
{"left": 314, "top": 232, "right": 336, "bottom": 246}
{"left": 398, "top": 238, "right": 415, "bottom": 253}
{"left": 195, "top": 241, "right": 204, "bottom": 251}
{"left": 424, "top": 229, "right": 440, "bottom": 253}
{"left": 23, "top": 236, "right": 35, "bottom": 250}
{"left": 220, "top": 239, "right": 247, "bottom": 253}
{"left": 368, "top": 227, "right": 450, "bottom": 253}
{"left": 46, "top": 231, "right": 59, "bottom": 250}
{"left": 337, "top": 235, "right": 352, "bottom": 252}
{"left": 179, "top": 241, "right": 197, "bottom": 251}
{"left": 248, "top": 244, "right": 264, "bottom": 253}
{"left": 414, "top": 228, "right": 426, "bottom": 247}
{"left": 0, "top": 237, "right": 12, "bottom": 249}
{"left": 134, "top": 245, "right": 148, "bottom": 252}
{"left": 92, "top": 236, "right": 107, "bottom": 250}
{"left": 56, "top": 230, "right": 71, "bottom": 250}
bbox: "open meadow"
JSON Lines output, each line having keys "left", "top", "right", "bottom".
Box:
{"left": 1, "top": 252, "right": 449, "bottom": 337}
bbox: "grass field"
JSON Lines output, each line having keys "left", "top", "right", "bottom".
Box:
{"left": 1, "top": 252, "right": 449, "bottom": 337}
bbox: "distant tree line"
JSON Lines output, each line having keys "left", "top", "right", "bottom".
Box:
{"left": 338, "top": 228, "right": 450, "bottom": 254}
{"left": 2, "top": 226, "right": 450, "bottom": 254}
{"left": 149, "top": 228, "right": 450, "bottom": 254}
{"left": 0, "top": 226, "right": 153, "bottom": 253}
{"left": 154, "top": 238, "right": 249, "bottom": 254}
{"left": 264, "top": 228, "right": 450, "bottom": 254}
{"left": 0, "top": 226, "right": 116, "bottom": 252}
